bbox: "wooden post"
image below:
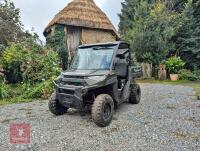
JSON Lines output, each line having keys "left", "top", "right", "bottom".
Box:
{"left": 65, "top": 26, "right": 72, "bottom": 68}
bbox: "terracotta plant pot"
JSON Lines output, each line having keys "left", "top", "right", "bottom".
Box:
{"left": 170, "top": 74, "right": 178, "bottom": 81}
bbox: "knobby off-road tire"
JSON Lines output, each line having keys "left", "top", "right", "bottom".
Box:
{"left": 48, "top": 92, "right": 68, "bottom": 115}
{"left": 129, "top": 84, "right": 141, "bottom": 104}
{"left": 92, "top": 94, "right": 114, "bottom": 127}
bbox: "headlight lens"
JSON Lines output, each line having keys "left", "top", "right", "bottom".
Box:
{"left": 82, "top": 89, "right": 88, "bottom": 94}
{"left": 55, "top": 74, "right": 63, "bottom": 84}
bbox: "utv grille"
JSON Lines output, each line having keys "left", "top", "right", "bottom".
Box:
{"left": 66, "top": 82, "right": 83, "bottom": 86}
{"left": 64, "top": 75, "right": 85, "bottom": 79}
{"left": 58, "top": 88, "right": 74, "bottom": 95}
{"left": 61, "top": 81, "right": 86, "bottom": 86}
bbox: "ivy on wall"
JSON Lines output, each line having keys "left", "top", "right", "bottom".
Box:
{"left": 46, "top": 24, "right": 68, "bottom": 70}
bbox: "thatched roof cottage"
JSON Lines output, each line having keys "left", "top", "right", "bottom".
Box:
{"left": 44, "top": 0, "right": 119, "bottom": 58}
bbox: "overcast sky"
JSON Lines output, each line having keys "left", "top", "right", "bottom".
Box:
{"left": 12, "top": 0, "right": 124, "bottom": 41}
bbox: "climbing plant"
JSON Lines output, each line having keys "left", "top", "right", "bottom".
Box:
{"left": 46, "top": 24, "right": 68, "bottom": 70}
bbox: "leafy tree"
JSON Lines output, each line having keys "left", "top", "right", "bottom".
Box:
{"left": 119, "top": 0, "right": 155, "bottom": 37}
{"left": 0, "top": 0, "right": 24, "bottom": 46}
{"left": 119, "top": 0, "right": 139, "bottom": 36}
{"left": 173, "top": 0, "right": 200, "bottom": 69}
{"left": 121, "top": 1, "right": 179, "bottom": 65}
{"left": 164, "top": 0, "right": 188, "bottom": 12}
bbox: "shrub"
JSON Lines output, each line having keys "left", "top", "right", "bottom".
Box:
{"left": 0, "top": 84, "right": 8, "bottom": 99}
{"left": 0, "top": 35, "right": 62, "bottom": 101}
{"left": 1, "top": 43, "right": 24, "bottom": 83}
{"left": 0, "top": 83, "right": 15, "bottom": 99}
{"left": 0, "top": 44, "right": 5, "bottom": 57}
{"left": 0, "top": 69, "right": 8, "bottom": 99}
{"left": 23, "top": 77, "right": 56, "bottom": 99}
{"left": 165, "top": 56, "right": 185, "bottom": 74}
{"left": 0, "top": 40, "right": 61, "bottom": 100}
{"left": 22, "top": 47, "right": 61, "bottom": 83}
{"left": 179, "top": 69, "right": 198, "bottom": 81}
{"left": 188, "top": 75, "right": 199, "bottom": 81}
{"left": 193, "top": 67, "right": 200, "bottom": 80}
{"left": 2, "top": 40, "right": 61, "bottom": 84}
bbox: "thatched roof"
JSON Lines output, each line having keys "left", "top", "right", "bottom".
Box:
{"left": 44, "top": 0, "right": 119, "bottom": 39}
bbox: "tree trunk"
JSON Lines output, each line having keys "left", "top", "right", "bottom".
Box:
{"left": 141, "top": 63, "right": 152, "bottom": 78}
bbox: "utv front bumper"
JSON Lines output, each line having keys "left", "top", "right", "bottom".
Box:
{"left": 54, "top": 82, "right": 87, "bottom": 110}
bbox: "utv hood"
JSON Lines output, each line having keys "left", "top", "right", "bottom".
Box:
{"left": 60, "top": 70, "right": 113, "bottom": 86}
{"left": 62, "top": 70, "right": 110, "bottom": 77}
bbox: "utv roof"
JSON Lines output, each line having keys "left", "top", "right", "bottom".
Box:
{"left": 79, "top": 41, "right": 129, "bottom": 49}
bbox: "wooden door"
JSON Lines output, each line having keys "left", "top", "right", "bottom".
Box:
{"left": 67, "top": 26, "right": 81, "bottom": 58}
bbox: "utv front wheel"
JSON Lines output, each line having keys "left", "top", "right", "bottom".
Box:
{"left": 92, "top": 94, "right": 114, "bottom": 127}
{"left": 48, "top": 92, "right": 68, "bottom": 115}
{"left": 129, "top": 84, "right": 141, "bottom": 104}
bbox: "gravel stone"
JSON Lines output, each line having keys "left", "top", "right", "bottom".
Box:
{"left": 0, "top": 83, "right": 199, "bottom": 151}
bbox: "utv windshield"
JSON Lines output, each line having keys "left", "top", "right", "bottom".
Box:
{"left": 71, "top": 47, "right": 114, "bottom": 70}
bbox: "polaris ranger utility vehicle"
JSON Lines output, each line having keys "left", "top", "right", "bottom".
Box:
{"left": 49, "top": 41, "right": 142, "bottom": 127}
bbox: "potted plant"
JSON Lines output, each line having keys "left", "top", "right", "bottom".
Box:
{"left": 165, "top": 56, "right": 185, "bottom": 81}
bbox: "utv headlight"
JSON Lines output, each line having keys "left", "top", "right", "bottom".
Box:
{"left": 88, "top": 76, "right": 106, "bottom": 81}
{"left": 55, "top": 74, "right": 63, "bottom": 84}
{"left": 82, "top": 88, "right": 88, "bottom": 94}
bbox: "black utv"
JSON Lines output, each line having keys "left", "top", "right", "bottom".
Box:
{"left": 49, "top": 41, "right": 142, "bottom": 127}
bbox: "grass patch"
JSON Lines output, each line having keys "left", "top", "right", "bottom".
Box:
{"left": 137, "top": 79, "right": 189, "bottom": 85}
{"left": 0, "top": 97, "right": 34, "bottom": 106}
{"left": 0, "top": 80, "right": 53, "bottom": 106}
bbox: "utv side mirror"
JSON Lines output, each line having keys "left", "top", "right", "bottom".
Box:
{"left": 115, "top": 61, "right": 128, "bottom": 78}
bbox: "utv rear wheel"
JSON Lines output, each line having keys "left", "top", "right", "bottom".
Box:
{"left": 48, "top": 92, "right": 68, "bottom": 115}
{"left": 92, "top": 94, "right": 114, "bottom": 127}
{"left": 129, "top": 84, "right": 141, "bottom": 104}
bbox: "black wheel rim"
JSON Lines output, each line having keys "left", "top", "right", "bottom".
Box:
{"left": 103, "top": 103, "right": 111, "bottom": 120}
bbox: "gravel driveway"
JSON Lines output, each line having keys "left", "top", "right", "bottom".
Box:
{"left": 0, "top": 83, "right": 200, "bottom": 151}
